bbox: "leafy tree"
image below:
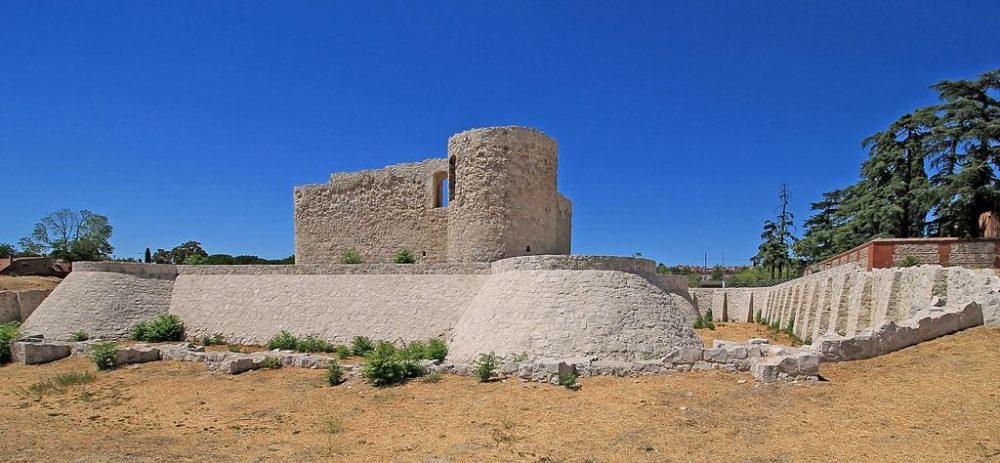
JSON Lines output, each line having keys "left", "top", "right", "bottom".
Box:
{"left": 144, "top": 248, "right": 152, "bottom": 264}
{"left": 0, "top": 243, "right": 15, "bottom": 258}
{"left": 19, "top": 209, "right": 113, "bottom": 261}
{"left": 182, "top": 254, "right": 208, "bottom": 265}
{"left": 151, "top": 248, "right": 172, "bottom": 264}
{"left": 169, "top": 241, "right": 207, "bottom": 264}
{"left": 752, "top": 185, "right": 796, "bottom": 278}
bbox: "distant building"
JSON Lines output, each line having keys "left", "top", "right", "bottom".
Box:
{"left": 0, "top": 257, "right": 71, "bottom": 277}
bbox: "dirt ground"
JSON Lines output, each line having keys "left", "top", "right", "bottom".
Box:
{"left": 0, "top": 275, "right": 62, "bottom": 292}
{"left": 1, "top": 326, "right": 998, "bottom": 463}
{"left": 695, "top": 321, "right": 798, "bottom": 346}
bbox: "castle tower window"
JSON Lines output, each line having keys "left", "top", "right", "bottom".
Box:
{"left": 526, "top": 246, "right": 531, "bottom": 253}
{"left": 433, "top": 171, "right": 449, "bottom": 208}
{"left": 448, "top": 156, "right": 456, "bottom": 202}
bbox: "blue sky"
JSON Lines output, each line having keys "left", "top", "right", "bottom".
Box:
{"left": 2, "top": 1, "right": 998, "bottom": 265}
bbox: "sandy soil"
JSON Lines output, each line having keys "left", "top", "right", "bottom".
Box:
{"left": 0, "top": 326, "right": 998, "bottom": 463}
{"left": 0, "top": 275, "right": 61, "bottom": 292}
{"left": 695, "top": 321, "right": 798, "bottom": 346}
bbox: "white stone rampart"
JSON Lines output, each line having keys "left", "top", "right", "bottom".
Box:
{"left": 757, "top": 264, "right": 1000, "bottom": 339}
{"left": 0, "top": 289, "right": 53, "bottom": 323}
{"left": 22, "top": 256, "right": 700, "bottom": 362}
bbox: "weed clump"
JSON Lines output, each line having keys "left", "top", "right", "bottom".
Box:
{"left": 361, "top": 341, "right": 423, "bottom": 387}
{"left": 351, "top": 336, "right": 375, "bottom": 356}
{"left": 325, "top": 359, "right": 345, "bottom": 385}
{"left": 0, "top": 321, "right": 21, "bottom": 364}
{"left": 130, "top": 314, "right": 184, "bottom": 342}
{"left": 340, "top": 250, "right": 363, "bottom": 264}
{"left": 68, "top": 330, "right": 89, "bottom": 342}
{"left": 335, "top": 345, "right": 351, "bottom": 359}
{"left": 90, "top": 341, "right": 118, "bottom": 370}
{"left": 393, "top": 248, "right": 416, "bottom": 264}
{"left": 297, "top": 335, "right": 336, "bottom": 353}
{"left": 259, "top": 356, "right": 283, "bottom": 369}
{"left": 476, "top": 352, "right": 498, "bottom": 382}
{"left": 267, "top": 331, "right": 299, "bottom": 350}
{"left": 200, "top": 333, "right": 225, "bottom": 346}
{"left": 26, "top": 372, "right": 96, "bottom": 397}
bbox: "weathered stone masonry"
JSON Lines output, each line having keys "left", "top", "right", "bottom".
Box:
{"left": 294, "top": 127, "right": 572, "bottom": 264}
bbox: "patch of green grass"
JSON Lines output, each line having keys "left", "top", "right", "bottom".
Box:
{"left": 26, "top": 371, "right": 95, "bottom": 396}
{"left": 201, "top": 333, "right": 225, "bottom": 346}
{"left": 297, "top": 335, "right": 336, "bottom": 353}
{"left": 321, "top": 417, "right": 344, "bottom": 434}
{"left": 393, "top": 248, "right": 416, "bottom": 264}
{"left": 340, "top": 250, "right": 363, "bottom": 264}
{"left": 267, "top": 331, "right": 299, "bottom": 350}
{"left": 421, "top": 372, "right": 442, "bottom": 384}
{"left": 335, "top": 345, "right": 351, "bottom": 359}
{"left": 68, "top": 330, "right": 89, "bottom": 342}
{"left": 350, "top": 336, "right": 374, "bottom": 356}
{"left": 258, "top": 356, "right": 283, "bottom": 369}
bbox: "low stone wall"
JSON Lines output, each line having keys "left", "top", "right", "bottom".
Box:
{"left": 23, "top": 256, "right": 701, "bottom": 362}
{"left": 0, "top": 289, "right": 53, "bottom": 323}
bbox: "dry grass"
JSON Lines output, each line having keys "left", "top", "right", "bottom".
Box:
{"left": 0, "top": 276, "right": 61, "bottom": 292}
{"left": 695, "top": 321, "right": 798, "bottom": 346}
{"left": 0, "top": 326, "right": 998, "bottom": 462}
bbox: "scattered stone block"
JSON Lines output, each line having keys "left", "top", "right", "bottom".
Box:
{"left": 702, "top": 348, "right": 728, "bottom": 363}
{"left": 116, "top": 346, "right": 160, "bottom": 365}
{"left": 664, "top": 346, "right": 702, "bottom": 364}
{"left": 11, "top": 341, "right": 71, "bottom": 365}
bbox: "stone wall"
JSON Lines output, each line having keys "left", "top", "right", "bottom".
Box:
{"left": 689, "top": 287, "right": 770, "bottom": 323}
{"left": 294, "top": 158, "right": 451, "bottom": 264}
{"left": 758, "top": 263, "right": 1000, "bottom": 340}
{"left": 293, "top": 127, "right": 572, "bottom": 264}
{"left": 22, "top": 256, "right": 699, "bottom": 361}
{"left": 808, "top": 238, "right": 1000, "bottom": 274}
{"left": 0, "top": 290, "right": 53, "bottom": 323}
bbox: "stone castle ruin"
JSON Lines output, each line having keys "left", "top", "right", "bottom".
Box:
{"left": 294, "top": 127, "right": 572, "bottom": 264}
{"left": 15, "top": 126, "right": 1000, "bottom": 381}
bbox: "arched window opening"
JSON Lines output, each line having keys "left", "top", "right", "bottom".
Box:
{"left": 432, "top": 171, "right": 448, "bottom": 208}
{"left": 448, "top": 156, "right": 457, "bottom": 202}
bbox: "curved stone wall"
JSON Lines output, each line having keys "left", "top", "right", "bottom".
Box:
{"left": 21, "top": 256, "right": 699, "bottom": 361}
{"left": 446, "top": 127, "right": 569, "bottom": 262}
{"left": 447, "top": 268, "right": 701, "bottom": 362}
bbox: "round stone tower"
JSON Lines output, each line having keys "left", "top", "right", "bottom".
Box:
{"left": 446, "top": 126, "right": 570, "bottom": 262}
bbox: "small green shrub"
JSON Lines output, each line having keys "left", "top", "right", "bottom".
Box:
{"left": 559, "top": 372, "right": 578, "bottom": 388}
{"left": 259, "top": 356, "right": 283, "bottom": 369}
{"left": 361, "top": 341, "right": 423, "bottom": 387}
{"left": 0, "top": 321, "right": 21, "bottom": 364}
{"left": 340, "top": 250, "right": 363, "bottom": 264}
{"left": 783, "top": 319, "right": 795, "bottom": 336}
{"left": 325, "top": 359, "right": 344, "bottom": 385}
{"left": 900, "top": 255, "right": 921, "bottom": 268}
{"left": 130, "top": 314, "right": 185, "bottom": 342}
{"left": 703, "top": 308, "right": 714, "bottom": 323}
{"left": 335, "top": 345, "right": 352, "bottom": 359}
{"left": 393, "top": 248, "right": 416, "bottom": 264}
{"left": 201, "top": 333, "right": 225, "bottom": 346}
{"left": 68, "top": 330, "right": 90, "bottom": 342}
{"left": 297, "top": 335, "right": 336, "bottom": 353}
{"left": 130, "top": 322, "right": 149, "bottom": 341}
{"left": 422, "top": 372, "right": 443, "bottom": 384}
{"left": 753, "top": 310, "right": 763, "bottom": 324}
{"left": 351, "top": 336, "right": 375, "bottom": 356}
{"left": 693, "top": 316, "right": 705, "bottom": 329}
{"left": 401, "top": 340, "right": 427, "bottom": 360}
{"left": 425, "top": 338, "right": 448, "bottom": 362}
{"left": 267, "top": 331, "right": 299, "bottom": 350}
{"left": 704, "top": 317, "right": 716, "bottom": 330}
{"left": 475, "top": 352, "right": 498, "bottom": 383}
{"left": 90, "top": 341, "right": 118, "bottom": 370}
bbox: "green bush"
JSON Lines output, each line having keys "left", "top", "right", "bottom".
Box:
{"left": 340, "top": 250, "right": 363, "bottom": 264}
{"left": 325, "top": 359, "right": 344, "bottom": 385}
{"left": 68, "top": 330, "right": 89, "bottom": 342}
{"left": 475, "top": 352, "right": 498, "bottom": 383}
{"left": 753, "top": 310, "right": 763, "bottom": 324}
{"left": 704, "top": 317, "right": 716, "bottom": 330}
{"left": 335, "top": 345, "right": 351, "bottom": 359}
{"left": 131, "top": 314, "right": 185, "bottom": 342}
{"left": 393, "top": 248, "right": 416, "bottom": 264}
{"left": 297, "top": 335, "right": 335, "bottom": 353}
{"left": 130, "top": 322, "right": 149, "bottom": 341}
{"left": 0, "top": 321, "right": 21, "bottom": 364}
{"left": 784, "top": 319, "right": 795, "bottom": 336}
{"left": 401, "top": 340, "right": 427, "bottom": 360}
{"left": 693, "top": 316, "right": 705, "bottom": 329}
{"left": 425, "top": 338, "right": 448, "bottom": 362}
{"left": 351, "top": 336, "right": 375, "bottom": 356}
{"left": 900, "top": 255, "right": 921, "bottom": 268}
{"left": 559, "top": 372, "right": 578, "bottom": 388}
{"left": 201, "top": 333, "right": 225, "bottom": 346}
{"left": 259, "top": 356, "right": 283, "bottom": 369}
{"left": 90, "top": 341, "right": 118, "bottom": 370}
{"left": 704, "top": 308, "right": 714, "bottom": 323}
{"left": 361, "top": 341, "right": 423, "bottom": 387}
{"left": 267, "top": 331, "right": 299, "bottom": 350}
